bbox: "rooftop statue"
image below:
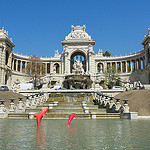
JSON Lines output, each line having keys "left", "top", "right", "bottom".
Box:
{"left": 54, "top": 49, "right": 59, "bottom": 57}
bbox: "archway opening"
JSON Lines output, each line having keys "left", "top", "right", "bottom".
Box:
{"left": 54, "top": 63, "right": 60, "bottom": 74}
{"left": 5, "top": 51, "right": 9, "bottom": 65}
{"left": 70, "top": 51, "right": 86, "bottom": 74}
{"left": 97, "top": 63, "right": 104, "bottom": 73}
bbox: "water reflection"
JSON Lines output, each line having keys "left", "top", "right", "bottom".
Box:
{"left": 35, "top": 127, "right": 46, "bottom": 149}
{"left": 68, "top": 125, "right": 75, "bottom": 139}
{"left": 67, "top": 125, "right": 77, "bottom": 149}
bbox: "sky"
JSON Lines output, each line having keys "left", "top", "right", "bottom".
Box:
{"left": 0, "top": 0, "right": 150, "bottom": 57}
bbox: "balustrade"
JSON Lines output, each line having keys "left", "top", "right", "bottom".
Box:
{"left": 17, "top": 97, "right": 25, "bottom": 112}
{"left": 9, "top": 98, "right": 16, "bottom": 112}
{"left": 0, "top": 100, "right": 8, "bottom": 118}
{"left": 93, "top": 92, "right": 130, "bottom": 114}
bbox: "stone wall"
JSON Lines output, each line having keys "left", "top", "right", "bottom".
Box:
{"left": 0, "top": 25, "right": 150, "bottom": 88}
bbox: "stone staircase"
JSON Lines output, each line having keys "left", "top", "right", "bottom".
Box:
{"left": 8, "top": 93, "right": 120, "bottom": 119}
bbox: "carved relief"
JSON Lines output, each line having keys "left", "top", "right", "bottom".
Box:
{"left": 70, "top": 32, "right": 86, "bottom": 39}
{"left": 65, "top": 25, "right": 92, "bottom": 40}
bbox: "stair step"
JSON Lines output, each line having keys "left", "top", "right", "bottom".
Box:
{"left": 44, "top": 113, "right": 91, "bottom": 119}
{"left": 7, "top": 94, "right": 121, "bottom": 119}
{"left": 8, "top": 113, "right": 29, "bottom": 119}
{"left": 93, "top": 113, "right": 120, "bottom": 119}
{"left": 7, "top": 112, "right": 120, "bottom": 119}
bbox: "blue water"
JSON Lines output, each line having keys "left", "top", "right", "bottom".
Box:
{"left": 0, "top": 119, "right": 150, "bottom": 150}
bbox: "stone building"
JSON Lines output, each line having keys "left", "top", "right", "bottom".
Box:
{"left": 0, "top": 25, "right": 150, "bottom": 89}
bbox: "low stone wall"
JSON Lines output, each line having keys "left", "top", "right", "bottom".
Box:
{"left": 144, "top": 84, "right": 150, "bottom": 89}
{"left": 121, "top": 112, "right": 138, "bottom": 119}
{"left": 18, "top": 89, "right": 123, "bottom": 96}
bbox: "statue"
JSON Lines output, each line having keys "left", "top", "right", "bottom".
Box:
{"left": 54, "top": 50, "right": 59, "bottom": 57}
{"left": 72, "top": 59, "right": 84, "bottom": 74}
{"left": 98, "top": 49, "right": 103, "bottom": 56}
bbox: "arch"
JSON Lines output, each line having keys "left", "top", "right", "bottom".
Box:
{"left": 70, "top": 50, "right": 86, "bottom": 73}
{"left": 47, "top": 63, "right": 50, "bottom": 74}
{"left": 54, "top": 63, "right": 60, "bottom": 74}
{"left": 97, "top": 63, "right": 104, "bottom": 73}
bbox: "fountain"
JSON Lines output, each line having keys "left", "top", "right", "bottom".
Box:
{"left": 63, "top": 74, "right": 93, "bottom": 89}
{"left": 63, "top": 59, "right": 93, "bottom": 89}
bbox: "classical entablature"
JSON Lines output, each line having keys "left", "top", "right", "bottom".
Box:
{"left": 0, "top": 25, "right": 150, "bottom": 87}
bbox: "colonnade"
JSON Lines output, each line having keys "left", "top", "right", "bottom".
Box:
{"left": 97, "top": 56, "right": 145, "bottom": 74}
{"left": 11, "top": 53, "right": 146, "bottom": 76}
{"left": 11, "top": 57, "right": 61, "bottom": 75}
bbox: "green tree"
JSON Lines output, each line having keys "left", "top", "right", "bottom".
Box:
{"left": 104, "top": 66, "right": 121, "bottom": 89}
{"left": 103, "top": 51, "right": 111, "bottom": 57}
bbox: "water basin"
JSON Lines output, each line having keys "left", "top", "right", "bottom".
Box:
{"left": 0, "top": 119, "right": 150, "bottom": 149}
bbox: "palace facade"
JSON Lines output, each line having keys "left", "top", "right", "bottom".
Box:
{"left": 0, "top": 25, "right": 150, "bottom": 89}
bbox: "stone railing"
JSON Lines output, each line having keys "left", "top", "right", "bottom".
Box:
{"left": 0, "top": 92, "right": 49, "bottom": 118}
{"left": 92, "top": 91, "right": 138, "bottom": 119}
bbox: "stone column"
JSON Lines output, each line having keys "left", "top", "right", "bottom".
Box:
{"left": 12, "top": 58, "right": 14, "bottom": 71}
{"left": 130, "top": 60, "right": 132, "bottom": 72}
{"left": 120, "top": 62, "right": 122, "bottom": 73}
{"left": 110, "top": 62, "right": 112, "bottom": 70}
{"left": 115, "top": 62, "right": 117, "bottom": 73}
{"left": 86, "top": 56, "right": 89, "bottom": 73}
{"left": 25, "top": 61, "right": 27, "bottom": 73}
{"left": 64, "top": 52, "right": 68, "bottom": 74}
{"left": 61, "top": 56, "right": 64, "bottom": 74}
{"left": 16, "top": 60, "right": 18, "bottom": 72}
{"left": 50, "top": 62, "right": 52, "bottom": 73}
{"left": 68, "top": 58, "right": 70, "bottom": 74}
{"left": 126, "top": 61, "right": 128, "bottom": 73}
{"left": 88, "top": 53, "right": 92, "bottom": 73}
{"left": 133, "top": 60, "right": 135, "bottom": 71}
{"left": 45, "top": 63, "right": 47, "bottom": 74}
{"left": 145, "top": 47, "right": 149, "bottom": 66}
{"left": 143, "top": 57, "right": 145, "bottom": 69}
